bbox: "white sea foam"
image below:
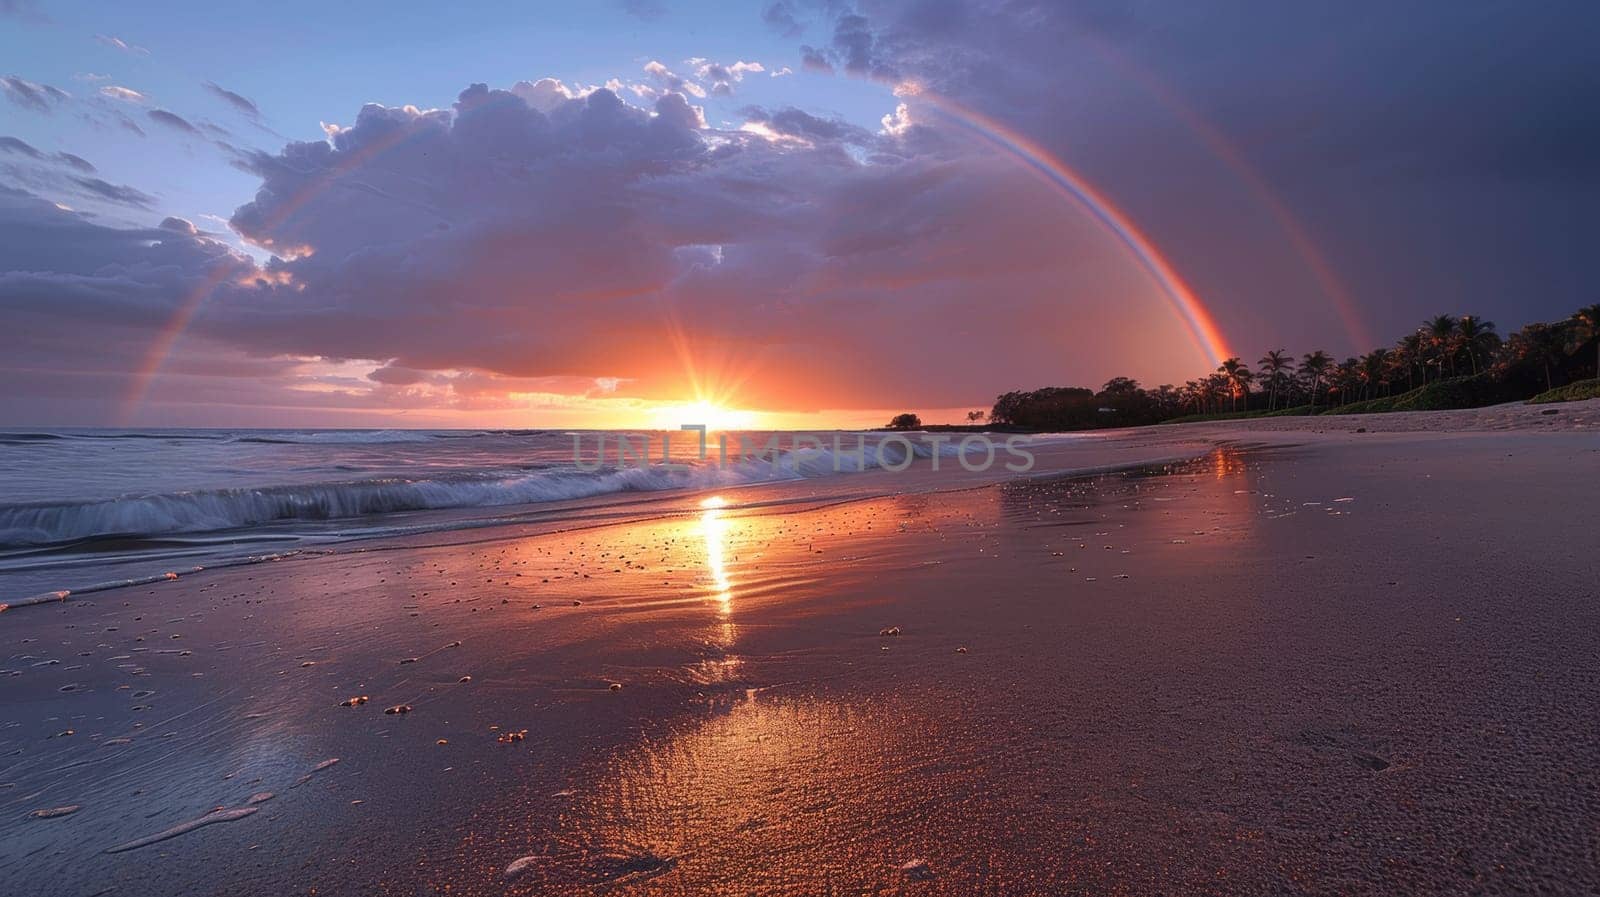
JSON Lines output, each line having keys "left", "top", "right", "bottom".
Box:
{"left": 0, "top": 439, "right": 963, "bottom": 548}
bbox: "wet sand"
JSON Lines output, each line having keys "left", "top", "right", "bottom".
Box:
{"left": 3, "top": 426, "right": 1598, "bottom": 895}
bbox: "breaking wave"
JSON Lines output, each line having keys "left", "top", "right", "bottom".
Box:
{"left": 0, "top": 439, "right": 960, "bottom": 548}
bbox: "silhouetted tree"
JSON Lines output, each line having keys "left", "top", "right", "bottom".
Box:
{"left": 1300, "top": 350, "right": 1333, "bottom": 408}
{"left": 1258, "top": 349, "right": 1292, "bottom": 410}
{"left": 887, "top": 413, "right": 922, "bottom": 430}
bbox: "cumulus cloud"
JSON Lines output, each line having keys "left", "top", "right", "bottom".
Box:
{"left": 692, "top": 59, "right": 765, "bottom": 96}
{"left": 642, "top": 60, "right": 706, "bottom": 98}
{"left": 3, "top": 75, "right": 1189, "bottom": 419}
{"left": 1, "top": 75, "right": 70, "bottom": 112}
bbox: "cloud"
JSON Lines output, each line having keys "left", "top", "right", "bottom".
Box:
{"left": 99, "top": 85, "right": 147, "bottom": 103}
{"left": 147, "top": 108, "right": 201, "bottom": 134}
{"left": 56, "top": 152, "right": 95, "bottom": 173}
{"left": 799, "top": 46, "right": 834, "bottom": 75}
{"left": 1, "top": 75, "right": 70, "bottom": 112}
{"left": 785, "top": 0, "right": 1600, "bottom": 353}
{"left": 69, "top": 176, "right": 156, "bottom": 208}
{"left": 0, "top": 135, "right": 43, "bottom": 159}
{"left": 95, "top": 34, "right": 149, "bottom": 55}
{"left": 762, "top": 1, "right": 803, "bottom": 38}
{"left": 203, "top": 81, "right": 261, "bottom": 118}
{"left": 692, "top": 59, "right": 765, "bottom": 96}
{"left": 642, "top": 60, "right": 706, "bottom": 98}
{"left": 0, "top": 136, "right": 97, "bottom": 173}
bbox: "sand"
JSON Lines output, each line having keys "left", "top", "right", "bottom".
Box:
{"left": 1, "top": 411, "right": 1597, "bottom": 895}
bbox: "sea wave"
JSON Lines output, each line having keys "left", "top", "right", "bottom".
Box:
{"left": 227, "top": 429, "right": 480, "bottom": 445}
{"left": 0, "top": 439, "right": 956, "bottom": 547}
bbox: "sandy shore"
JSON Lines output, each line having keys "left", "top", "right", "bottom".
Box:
{"left": 3, "top": 417, "right": 1598, "bottom": 895}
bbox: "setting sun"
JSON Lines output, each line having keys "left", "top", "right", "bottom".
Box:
{"left": 646, "top": 400, "right": 761, "bottom": 431}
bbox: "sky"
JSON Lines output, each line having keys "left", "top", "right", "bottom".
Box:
{"left": 1, "top": 0, "right": 1594, "bottom": 428}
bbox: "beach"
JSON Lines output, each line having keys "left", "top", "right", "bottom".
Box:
{"left": 3, "top": 406, "right": 1598, "bottom": 895}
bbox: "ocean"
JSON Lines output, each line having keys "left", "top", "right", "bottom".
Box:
{"left": 0, "top": 428, "right": 982, "bottom": 603}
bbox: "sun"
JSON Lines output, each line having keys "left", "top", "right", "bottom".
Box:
{"left": 646, "top": 399, "right": 760, "bottom": 431}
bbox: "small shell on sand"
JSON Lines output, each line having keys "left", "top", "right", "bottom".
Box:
{"left": 385, "top": 704, "right": 412, "bottom": 715}
{"left": 31, "top": 805, "right": 81, "bottom": 819}
{"left": 340, "top": 695, "right": 370, "bottom": 707}
{"left": 878, "top": 626, "right": 901, "bottom": 637}
{"left": 104, "top": 806, "right": 258, "bottom": 853}
{"left": 900, "top": 858, "right": 934, "bottom": 880}
{"left": 504, "top": 855, "right": 542, "bottom": 880}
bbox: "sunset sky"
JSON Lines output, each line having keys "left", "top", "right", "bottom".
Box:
{"left": 2, "top": 1, "right": 1592, "bottom": 428}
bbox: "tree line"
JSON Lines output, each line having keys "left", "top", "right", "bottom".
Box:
{"left": 980, "top": 304, "right": 1600, "bottom": 430}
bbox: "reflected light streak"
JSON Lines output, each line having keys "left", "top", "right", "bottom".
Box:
{"left": 699, "top": 495, "right": 733, "bottom": 614}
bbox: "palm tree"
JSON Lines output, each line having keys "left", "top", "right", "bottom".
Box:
{"left": 1360, "top": 349, "right": 1390, "bottom": 400}
{"left": 1425, "top": 314, "right": 1459, "bottom": 379}
{"left": 1394, "top": 331, "right": 1425, "bottom": 391}
{"left": 1508, "top": 323, "right": 1567, "bottom": 393}
{"left": 1573, "top": 304, "right": 1600, "bottom": 381}
{"left": 1299, "top": 350, "right": 1332, "bottom": 409}
{"left": 1218, "top": 357, "right": 1250, "bottom": 412}
{"left": 1455, "top": 315, "right": 1499, "bottom": 375}
{"left": 1258, "top": 349, "right": 1292, "bottom": 410}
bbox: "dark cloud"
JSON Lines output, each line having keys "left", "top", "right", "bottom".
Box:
{"left": 147, "top": 108, "right": 201, "bottom": 135}
{"left": 1, "top": 75, "right": 70, "bottom": 112}
{"left": 69, "top": 176, "right": 156, "bottom": 208}
{"left": 762, "top": 2, "right": 804, "bottom": 38}
{"left": 203, "top": 81, "right": 261, "bottom": 118}
{"left": 793, "top": 0, "right": 1600, "bottom": 352}
{"left": 0, "top": 135, "right": 44, "bottom": 159}
{"left": 1, "top": 136, "right": 99, "bottom": 173}
{"left": 798, "top": 45, "right": 834, "bottom": 74}
{"left": 55, "top": 152, "right": 95, "bottom": 173}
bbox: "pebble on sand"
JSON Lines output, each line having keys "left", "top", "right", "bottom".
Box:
{"left": 878, "top": 626, "right": 901, "bottom": 637}
{"left": 899, "top": 858, "right": 935, "bottom": 880}
{"left": 340, "top": 695, "right": 370, "bottom": 707}
{"left": 385, "top": 704, "right": 412, "bottom": 715}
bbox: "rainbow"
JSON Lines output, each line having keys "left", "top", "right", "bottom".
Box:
{"left": 119, "top": 121, "right": 437, "bottom": 423}
{"left": 1077, "top": 35, "right": 1374, "bottom": 349}
{"left": 118, "top": 263, "right": 239, "bottom": 424}
{"left": 911, "top": 91, "right": 1232, "bottom": 367}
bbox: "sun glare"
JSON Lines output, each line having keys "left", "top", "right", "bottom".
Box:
{"left": 648, "top": 400, "right": 759, "bottom": 431}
